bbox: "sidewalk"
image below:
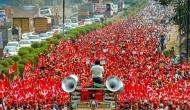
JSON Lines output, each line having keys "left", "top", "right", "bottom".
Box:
{"left": 165, "top": 25, "right": 180, "bottom": 55}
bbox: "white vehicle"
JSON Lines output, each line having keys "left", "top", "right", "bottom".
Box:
{"left": 90, "top": 18, "right": 95, "bottom": 23}
{"left": 22, "top": 32, "right": 33, "bottom": 39}
{"left": 3, "top": 46, "right": 18, "bottom": 57}
{"left": 64, "top": 19, "right": 73, "bottom": 29}
{"left": 27, "top": 35, "right": 42, "bottom": 43}
{"left": 59, "top": 27, "right": 69, "bottom": 32}
{"left": 83, "top": 19, "right": 93, "bottom": 25}
{"left": 93, "top": 15, "right": 104, "bottom": 22}
{"left": 7, "top": 41, "right": 20, "bottom": 50}
{"left": 19, "top": 40, "right": 32, "bottom": 48}
{"left": 46, "top": 31, "right": 54, "bottom": 37}
{"left": 71, "top": 17, "right": 79, "bottom": 28}
{"left": 94, "top": 14, "right": 104, "bottom": 18}
{"left": 113, "top": 4, "right": 118, "bottom": 15}
{"left": 39, "top": 7, "right": 52, "bottom": 17}
{"left": 65, "top": 19, "right": 72, "bottom": 24}
{"left": 52, "top": 28, "right": 63, "bottom": 33}
{"left": 71, "top": 23, "right": 79, "bottom": 29}
{"left": 39, "top": 33, "right": 49, "bottom": 41}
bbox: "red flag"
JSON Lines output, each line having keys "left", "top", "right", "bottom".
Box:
{"left": 24, "top": 61, "right": 32, "bottom": 77}
{"left": 9, "top": 63, "right": 17, "bottom": 74}
{"left": 38, "top": 54, "right": 46, "bottom": 67}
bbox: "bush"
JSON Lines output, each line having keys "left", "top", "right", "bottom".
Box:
{"left": 22, "top": 54, "right": 37, "bottom": 64}
{"left": 0, "top": 60, "right": 10, "bottom": 67}
{"left": 6, "top": 58, "right": 14, "bottom": 65}
{"left": 17, "top": 64, "right": 25, "bottom": 74}
{"left": 159, "top": 0, "right": 172, "bottom": 5}
{"left": 0, "top": 64, "right": 4, "bottom": 68}
{"left": 70, "top": 29, "right": 80, "bottom": 36}
{"left": 30, "top": 54, "right": 38, "bottom": 64}
{"left": 39, "top": 47, "right": 49, "bottom": 54}
{"left": 65, "top": 33, "right": 77, "bottom": 40}
{"left": 18, "top": 58, "right": 30, "bottom": 65}
{"left": 0, "top": 64, "right": 4, "bottom": 73}
{"left": 1, "top": 68, "right": 8, "bottom": 75}
{"left": 18, "top": 48, "right": 30, "bottom": 57}
{"left": 31, "top": 42, "right": 42, "bottom": 48}
{"left": 163, "top": 50, "right": 171, "bottom": 57}
{"left": 55, "top": 33, "right": 63, "bottom": 39}
{"left": 11, "top": 55, "right": 21, "bottom": 62}
{"left": 75, "top": 27, "right": 87, "bottom": 35}
{"left": 40, "top": 41, "right": 49, "bottom": 47}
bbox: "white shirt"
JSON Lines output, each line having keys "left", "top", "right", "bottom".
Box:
{"left": 91, "top": 65, "right": 104, "bottom": 78}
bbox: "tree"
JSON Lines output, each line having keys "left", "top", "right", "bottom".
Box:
{"left": 159, "top": 0, "right": 172, "bottom": 5}
{"left": 173, "top": 0, "right": 189, "bottom": 33}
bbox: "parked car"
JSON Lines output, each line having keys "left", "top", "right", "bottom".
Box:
{"left": 22, "top": 32, "right": 33, "bottom": 39}
{"left": 90, "top": 18, "right": 96, "bottom": 23}
{"left": 79, "top": 20, "right": 85, "bottom": 26}
{"left": 19, "top": 40, "right": 32, "bottom": 48}
{"left": 59, "top": 27, "right": 69, "bottom": 32}
{"left": 83, "top": 19, "right": 93, "bottom": 25}
{"left": 39, "top": 33, "right": 49, "bottom": 41}
{"left": 94, "top": 17, "right": 101, "bottom": 22}
{"left": 71, "top": 17, "right": 79, "bottom": 28}
{"left": 46, "top": 31, "right": 54, "bottom": 37}
{"left": 93, "top": 14, "right": 104, "bottom": 19}
{"left": 7, "top": 41, "right": 20, "bottom": 50}
{"left": 71, "top": 23, "right": 79, "bottom": 29}
{"left": 52, "top": 28, "right": 63, "bottom": 33}
{"left": 27, "top": 35, "right": 42, "bottom": 43}
{"left": 93, "top": 14, "right": 104, "bottom": 22}
{"left": 3, "top": 46, "right": 18, "bottom": 57}
{"left": 65, "top": 19, "right": 72, "bottom": 24}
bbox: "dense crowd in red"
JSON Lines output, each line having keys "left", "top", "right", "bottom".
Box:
{"left": 0, "top": 15, "right": 190, "bottom": 109}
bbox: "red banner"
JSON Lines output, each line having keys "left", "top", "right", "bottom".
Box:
{"left": 8, "top": 63, "right": 17, "bottom": 74}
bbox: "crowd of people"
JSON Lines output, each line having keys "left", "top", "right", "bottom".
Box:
{"left": 0, "top": 0, "right": 190, "bottom": 109}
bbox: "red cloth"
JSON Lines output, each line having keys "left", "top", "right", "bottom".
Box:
{"left": 8, "top": 63, "right": 17, "bottom": 74}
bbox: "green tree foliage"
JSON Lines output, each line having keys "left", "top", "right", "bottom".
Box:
{"left": 159, "top": 0, "right": 172, "bottom": 5}
{"left": 173, "top": 0, "right": 189, "bottom": 33}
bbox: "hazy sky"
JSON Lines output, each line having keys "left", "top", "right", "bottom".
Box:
{"left": 0, "top": 0, "right": 8, "bottom": 4}
{"left": 0, "top": 0, "right": 9, "bottom": 4}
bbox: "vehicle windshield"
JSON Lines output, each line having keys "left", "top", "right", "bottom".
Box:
{"left": 94, "top": 15, "right": 103, "bottom": 18}
{"left": 65, "top": 19, "right": 71, "bottom": 23}
{"left": 3, "top": 47, "right": 16, "bottom": 52}
{"left": 28, "top": 35, "right": 40, "bottom": 39}
{"left": 20, "top": 41, "right": 30, "bottom": 44}
{"left": 85, "top": 19, "right": 91, "bottom": 22}
{"left": 40, "top": 10, "right": 49, "bottom": 14}
{"left": 71, "top": 18, "right": 78, "bottom": 23}
{"left": 40, "top": 33, "right": 48, "bottom": 37}
{"left": 46, "top": 32, "right": 54, "bottom": 36}
{"left": 7, "top": 42, "right": 18, "bottom": 47}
